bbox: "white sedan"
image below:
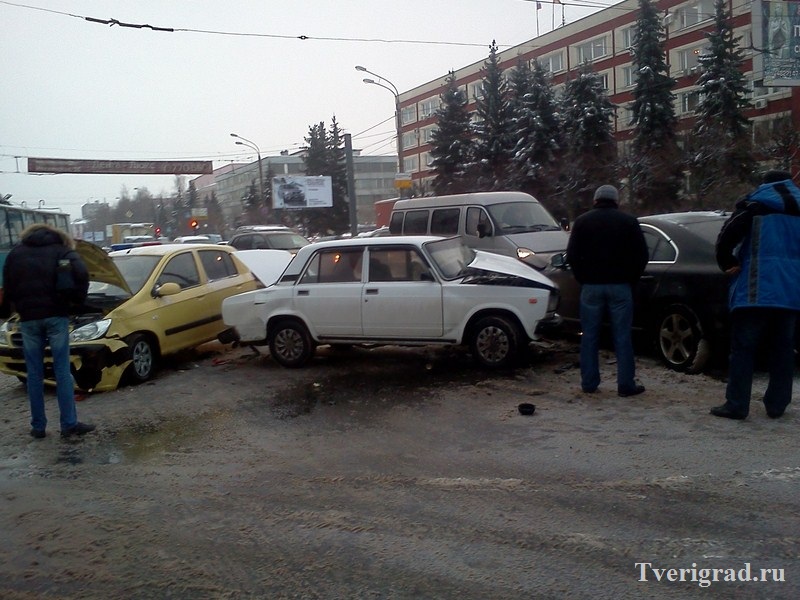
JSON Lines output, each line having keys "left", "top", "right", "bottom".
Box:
{"left": 221, "top": 236, "right": 559, "bottom": 369}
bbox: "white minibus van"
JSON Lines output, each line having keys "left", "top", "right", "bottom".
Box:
{"left": 389, "top": 191, "right": 568, "bottom": 270}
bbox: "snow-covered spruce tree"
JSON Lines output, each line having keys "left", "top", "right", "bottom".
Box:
{"left": 507, "top": 58, "right": 564, "bottom": 210}
{"left": 472, "top": 41, "right": 516, "bottom": 191}
{"left": 560, "top": 65, "right": 618, "bottom": 218}
{"left": 301, "top": 117, "right": 349, "bottom": 236}
{"left": 629, "top": 0, "right": 682, "bottom": 213}
{"left": 690, "top": 0, "right": 755, "bottom": 206}
{"left": 429, "top": 71, "right": 476, "bottom": 195}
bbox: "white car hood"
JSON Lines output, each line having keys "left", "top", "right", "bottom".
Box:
{"left": 469, "top": 249, "right": 556, "bottom": 288}
{"left": 234, "top": 249, "right": 294, "bottom": 286}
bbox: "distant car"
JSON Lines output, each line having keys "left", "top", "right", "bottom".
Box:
{"left": 547, "top": 211, "right": 731, "bottom": 372}
{"left": 229, "top": 225, "right": 310, "bottom": 254}
{"left": 173, "top": 235, "right": 211, "bottom": 244}
{"left": 0, "top": 241, "right": 259, "bottom": 392}
{"left": 220, "top": 236, "right": 559, "bottom": 369}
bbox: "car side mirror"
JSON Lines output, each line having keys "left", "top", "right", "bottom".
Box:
{"left": 153, "top": 282, "right": 181, "bottom": 297}
{"left": 477, "top": 223, "right": 491, "bottom": 238}
{"left": 550, "top": 252, "right": 569, "bottom": 270}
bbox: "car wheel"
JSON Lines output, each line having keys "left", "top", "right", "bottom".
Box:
{"left": 470, "top": 315, "right": 520, "bottom": 369}
{"left": 654, "top": 304, "right": 708, "bottom": 373}
{"left": 125, "top": 333, "right": 157, "bottom": 383}
{"left": 269, "top": 320, "right": 315, "bottom": 368}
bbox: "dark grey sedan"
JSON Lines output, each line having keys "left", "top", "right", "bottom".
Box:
{"left": 548, "top": 211, "right": 732, "bottom": 372}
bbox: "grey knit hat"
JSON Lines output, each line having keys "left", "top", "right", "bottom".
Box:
{"left": 593, "top": 184, "right": 619, "bottom": 204}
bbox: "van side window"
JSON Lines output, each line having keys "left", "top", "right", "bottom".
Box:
{"left": 404, "top": 210, "right": 429, "bottom": 235}
{"left": 430, "top": 208, "right": 460, "bottom": 235}
{"left": 465, "top": 207, "right": 491, "bottom": 237}
{"left": 389, "top": 212, "right": 404, "bottom": 234}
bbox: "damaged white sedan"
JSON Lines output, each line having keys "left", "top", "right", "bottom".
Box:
{"left": 221, "top": 236, "right": 559, "bottom": 369}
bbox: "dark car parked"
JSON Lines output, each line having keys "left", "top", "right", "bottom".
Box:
{"left": 548, "top": 211, "right": 732, "bottom": 373}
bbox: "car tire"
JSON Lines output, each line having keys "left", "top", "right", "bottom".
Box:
{"left": 654, "top": 304, "right": 709, "bottom": 373}
{"left": 125, "top": 333, "right": 158, "bottom": 383}
{"left": 269, "top": 320, "right": 315, "bottom": 368}
{"left": 470, "top": 315, "right": 520, "bottom": 369}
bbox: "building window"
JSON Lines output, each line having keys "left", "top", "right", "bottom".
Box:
{"left": 622, "top": 66, "right": 638, "bottom": 88}
{"left": 677, "top": 47, "right": 705, "bottom": 72}
{"left": 577, "top": 37, "right": 608, "bottom": 63}
{"left": 403, "top": 155, "right": 419, "bottom": 173}
{"left": 537, "top": 52, "right": 563, "bottom": 73}
{"left": 419, "top": 98, "right": 440, "bottom": 119}
{"left": 469, "top": 81, "right": 485, "bottom": 100}
{"left": 420, "top": 125, "right": 437, "bottom": 144}
{"left": 679, "top": 90, "right": 701, "bottom": 114}
{"left": 618, "top": 104, "right": 635, "bottom": 129}
{"left": 401, "top": 105, "right": 417, "bottom": 125}
{"left": 421, "top": 151, "right": 434, "bottom": 168}
{"left": 621, "top": 26, "right": 636, "bottom": 52}
{"left": 402, "top": 130, "right": 418, "bottom": 149}
{"left": 676, "top": 0, "right": 715, "bottom": 30}
{"left": 600, "top": 73, "right": 610, "bottom": 91}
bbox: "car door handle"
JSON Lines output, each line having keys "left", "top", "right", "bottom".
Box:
{"left": 365, "top": 288, "right": 379, "bottom": 295}
{"left": 298, "top": 290, "right": 309, "bottom": 296}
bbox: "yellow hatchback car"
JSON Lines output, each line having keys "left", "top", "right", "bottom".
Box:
{"left": 0, "top": 241, "right": 259, "bottom": 392}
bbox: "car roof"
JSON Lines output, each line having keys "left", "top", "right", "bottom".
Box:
{"left": 393, "top": 191, "right": 539, "bottom": 211}
{"left": 639, "top": 211, "right": 730, "bottom": 225}
{"left": 109, "top": 243, "right": 233, "bottom": 257}
{"left": 233, "top": 225, "right": 293, "bottom": 233}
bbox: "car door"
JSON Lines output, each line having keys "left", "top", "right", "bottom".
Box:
{"left": 361, "top": 246, "right": 443, "bottom": 338}
{"left": 294, "top": 247, "right": 364, "bottom": 336}
{"left": 151, "top": 250, "right": 210, "bottom": 354}
{"left": 637, "top": 224, "right": 678, "bottom": 326}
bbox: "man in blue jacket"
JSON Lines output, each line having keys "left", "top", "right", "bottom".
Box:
{"left": 713, "top": 170, "right": 800, "bottom": 419}
{"left": 2, "top": 224, "right": 95, "bottom": 439}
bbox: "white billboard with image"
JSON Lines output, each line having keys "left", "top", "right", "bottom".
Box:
{"left": 272, "top": 176, "right": 332, "bottom": 209}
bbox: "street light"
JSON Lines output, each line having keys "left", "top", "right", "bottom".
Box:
{"left": 230, "top": 132, "right": 266, "bottom": 219}
{"left": 356, "top": 65, "right": 404, "bottom": 176}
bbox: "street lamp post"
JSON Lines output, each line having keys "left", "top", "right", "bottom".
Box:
{"left": 356, "top": 66, "right": 404, "bottom": 176}
{"left": 230, "top": 132, "right": 266, "bottom": 220}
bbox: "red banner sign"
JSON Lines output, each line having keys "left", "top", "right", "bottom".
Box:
{"left": 27, "top": 158, "right": 213, "bottom": 175}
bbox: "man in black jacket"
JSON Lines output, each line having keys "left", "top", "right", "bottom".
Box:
{"left": 2, "top": 224, "right": 95, "bottom": 439}
{"left": 566, "top": 185, "right": 649, "bottom": 396}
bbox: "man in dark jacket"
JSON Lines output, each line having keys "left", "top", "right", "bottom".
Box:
{"left": 712, "top": 170, "right": 800, "bottom": 420}
{"left": 566, "top": 185, "right": 649, "bottom": 396}
{"left": 2, "top": 223, "right": 95, "bottom": 439}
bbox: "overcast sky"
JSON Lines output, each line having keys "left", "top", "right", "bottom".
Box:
{"left": 1, "top": 0, "right": 605, "bottom": 220}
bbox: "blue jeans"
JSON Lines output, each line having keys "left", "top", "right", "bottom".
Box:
{"left": 579, "top": 284, "right": 637, "bottom": 393}
{"left": 20, "top": 317, "right": 78, "bottom": 432}
{"left": 725, "top": 308, "right": 796, "bottom": 417}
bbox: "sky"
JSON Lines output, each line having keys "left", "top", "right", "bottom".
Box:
{"left": 1, "top": 0, "right": 607, "bottom": 221}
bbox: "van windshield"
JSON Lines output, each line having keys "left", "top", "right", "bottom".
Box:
{"left": 488, "top": 202, "right": 561, "bottom": 234}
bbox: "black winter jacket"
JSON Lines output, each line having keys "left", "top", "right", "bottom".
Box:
{"left": 566, "top": 201, "right": 649, "bottom": 285}
{"left": 2, "top": 225, "right": 89, "bottom": 321}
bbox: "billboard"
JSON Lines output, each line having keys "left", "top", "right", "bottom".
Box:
{"left": 752, "top": 1, "right": 800, "bottom": 85}
{"left": 27, "top": 158, "right": 213, "bottom": 174}
{"left": 272, "top": 176, "right": 333, "bottom": 209}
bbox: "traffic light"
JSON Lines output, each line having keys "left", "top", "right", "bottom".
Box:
{"left": 189, "top": 219, "right": 198, "bottom": 231}
{"left": 155, "top": 227, "right": 162, "bottom": 237}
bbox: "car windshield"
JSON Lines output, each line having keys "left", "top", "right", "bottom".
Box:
{"left": 487, "top": 201, "right": 561, "bottom": 233}
{"left": 111, "top": 255, "right": 162, "bottom": 294}
{"left": 425, "top": 237, "right": 476, "bottom": 279}
{"left": 269, "top": 232, "right": 310, "bottom": 250}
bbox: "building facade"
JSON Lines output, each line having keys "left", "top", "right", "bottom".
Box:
{"left": 195, "top": 152, "right": 397, "bottom": 230}
{"left": 398, "top": 0, "right": 799, "bottom": 187}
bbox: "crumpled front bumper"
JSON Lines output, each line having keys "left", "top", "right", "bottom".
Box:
{"left": 0, "top": 338, "right": 132, "bottom": 393}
